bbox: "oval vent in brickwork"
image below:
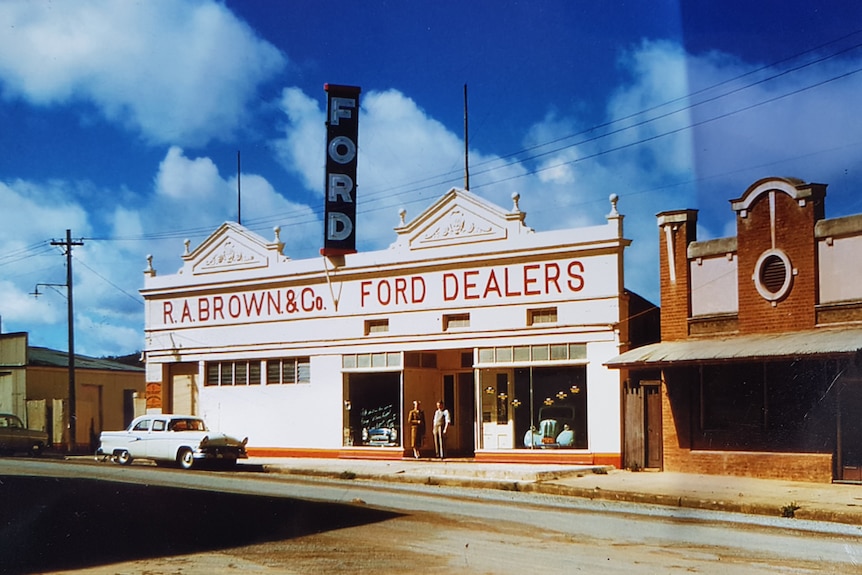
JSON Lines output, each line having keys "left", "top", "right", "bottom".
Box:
{"left": 754, "top": 249, "right": 792, "bottom": 303}
{"left": 760, "top": 254, "right": 787, "bottom": 293}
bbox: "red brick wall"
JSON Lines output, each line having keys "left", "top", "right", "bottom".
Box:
{"left": 661, "top": 378, "right": 832, "bottom": 482}
{"left": 669, "top": 450, "right": 833, "bottom": 483}
{"left": 654, "top": 180, "right": 839, "bottom": 483}
{"left": 658, "top": 211, "right": 697, "bottom": 341}
{"left": 735, "top": 187, "right": 823, "bottom": 333}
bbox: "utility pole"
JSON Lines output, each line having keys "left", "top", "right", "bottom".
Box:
{"left": 50, "top": 230, "right": 83, "bottom": 452}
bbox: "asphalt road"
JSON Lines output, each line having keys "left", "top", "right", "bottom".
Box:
{"left": 2, "top": 458, "right": 861, "bottom": 574}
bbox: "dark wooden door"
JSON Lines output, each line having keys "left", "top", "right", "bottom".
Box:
{"left": 645, "top": 384, "right": 663, "bottom": 469}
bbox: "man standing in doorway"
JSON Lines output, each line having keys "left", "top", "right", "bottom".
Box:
{"left": 433, "top": 400, "right": 451, "bottom": 459}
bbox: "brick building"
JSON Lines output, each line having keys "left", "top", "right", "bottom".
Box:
{"left": 608, "top": 177, "right": 862, "bottom": 483}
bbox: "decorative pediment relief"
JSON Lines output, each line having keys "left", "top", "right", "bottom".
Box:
{"left": 393, "top": 188, "right": 531, "bottom": 251}
{"left": 185, "top": 222, "right": 286, "bottom": 275}
{"left": 196, "top": 237, "right": 266, "bottom": 274}
{"left": 416, "top": 205, "right": 504, "bottom": 247}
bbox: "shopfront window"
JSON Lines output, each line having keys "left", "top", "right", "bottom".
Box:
{"left": 479, "top": 364, "right": 588, "bottom": 450}
{"left": 343, "top": 372, "right": 401, "bottom": 447}
{"left": 516, "top": 366, "right": 587, "bottom": 449}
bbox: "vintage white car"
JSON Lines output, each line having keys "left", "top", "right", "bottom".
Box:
{"left": 97, "top": 414, "right": 248, "bottom": 469}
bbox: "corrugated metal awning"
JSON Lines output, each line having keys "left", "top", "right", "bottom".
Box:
{"left": 605, "top": 327, "right": 862, "bottom": 368}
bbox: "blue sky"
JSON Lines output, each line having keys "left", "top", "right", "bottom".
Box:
{"left": 1, "top": 1, "right": 861, "bottom": 357}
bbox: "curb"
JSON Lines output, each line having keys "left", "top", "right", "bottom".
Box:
{"left": 261, "top": 464, "right": 862, "bottom": 527}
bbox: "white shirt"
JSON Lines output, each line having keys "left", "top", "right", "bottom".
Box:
{"left": 433, "top": 408, "right": 450, "bottom": 430}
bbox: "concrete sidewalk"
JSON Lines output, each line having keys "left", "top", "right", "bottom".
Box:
{"left": 247, "top": 457, "right": 862, "bottom": 527}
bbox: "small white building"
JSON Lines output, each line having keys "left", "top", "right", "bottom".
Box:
{"left": 141, "top": 188, "right": 655, "bottom": 465}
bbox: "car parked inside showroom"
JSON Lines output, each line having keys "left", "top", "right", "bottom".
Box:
{"left": 97, "top": 414, "right": 248, "bottom": 469}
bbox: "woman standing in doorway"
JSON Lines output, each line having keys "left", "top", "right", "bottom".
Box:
{"left": 408, "top": 400, "right": 425, "bottom": 459}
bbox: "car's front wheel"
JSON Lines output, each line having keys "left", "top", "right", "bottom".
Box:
{"left": 177, "top": 447, "right": 194, "bottom": 470}
{"left": 116, "top": 449, "right": 133, "bottom": 466}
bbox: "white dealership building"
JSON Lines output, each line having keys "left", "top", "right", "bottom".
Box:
{"left": 141, "top": 188, "right": 655, "bottom": 465}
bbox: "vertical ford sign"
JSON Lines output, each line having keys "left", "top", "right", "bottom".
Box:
{"left": 321, "top": 84, "right": 361, "bottom": 256}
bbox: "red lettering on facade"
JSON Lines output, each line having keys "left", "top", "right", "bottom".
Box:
{"left": 463, "top": 270, "right": 480, "bottom": 300}
{"left": 181, "top": 301, "right": 193, "bottom": 323}
{"left": 243, "top": 292, "right": 264, "bottom": 316}
{"left": 523, "top": 264, "right": 541, "bottom": 296}
{"left": 228, "top": 295, "right": 242, "bottom": 318}
{"left": 412, "top": 276, "right": 426, "bottom": 303}
{"left": 163, "top": 301, "right": 175, "bottom": 324}
{"left": 301, "top": 287, "right": 316, "bottom": 312}
{"left": 483, "top": 270, "right": 502, "bottom": 298}
{"left": 504, "top": 267, "right": 522, "bottom": 297}
{"left": 198, "top": 298, "right": 210, "bottom": 321}
{"left": 213, "top": 296, "right": 225, "bottom": 320}
{"left": 567, "top": 260, "right": 585, "bottom": 292}
{"left": 394, "top": 277, "right": 407, "bottom": 304}
{"left": 360, "top": 280, "right": 372, "bottom": 306}
{"left": 159, "top": 259, "right": 586, "bottom": 325}
{"left": 266, "top": 291, "right": 282, "bottom": 314}
{"left": 545, "top": 263, "right": 562, "bottom": 293}
{"left": 443, "top": 273, "right": 459, "bottom": 301}
{"left": 377, "top": 279, "right": 391, "bottom": 305}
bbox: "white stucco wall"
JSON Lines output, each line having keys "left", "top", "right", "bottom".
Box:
{"left": 819, "top": 235, "right": 862, "bottom": 304}
{"left": 585, "top": 339, "right": 622, "bottom": 454}
{"left": 690, "top": 255, "right": 738, "bottom": 316}
{"left": 141, "top": 189, "right": 632, "bottom": 459}
{"left": 197, "top": 355, "right": 344, "bottom": 448}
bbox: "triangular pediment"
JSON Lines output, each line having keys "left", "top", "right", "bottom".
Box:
{"left": 393, "top": 188, "right": 531, "bottom": 250}
{"left": 185, "top": 222, "right": 286, "bottom": 275}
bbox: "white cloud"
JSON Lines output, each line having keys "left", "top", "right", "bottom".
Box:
{"left": 0, "top": 180, "right": 90, "bottom": 241}
{"left": 274, "top": 87, "right": 534, "bottom": 250}
{"left": 274, "top": 88, "right": 326, "bottom": 194}
{"left": 156, "top": 146, "right": 228, "bottom": 202}
{"left": 0, "top": 0, "right": 285, "bottom": 146}
{"left": 149, "top": 146, "right": 322, "bottom": 266}
{"left": 607, "top": 39, "right": 696, "bottom": 180}
{"left": 0, "top": 146, "right": 320, "bottom": 355}
{"left": 7, "top": 34, "right": 861, "bottom": 356}
{"left": 0, "top": 279, "right": 63, "bottom": 325}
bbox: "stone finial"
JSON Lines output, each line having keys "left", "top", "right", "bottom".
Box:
{"left": 399, "top": 208, "right": 407, "bottom": 227}
{"left": 273, "top": 225, "right": 286, "bottom": 256}
{"left": 144, "top": 254, "right": 156, "bottom": 277}
{"left": 608, "top": 193, "right": 619, "bottom": 217}
{"left": 183, "top": 239, "right": 191, "bottom": 256}
{"left": 511, "top": 192, "right": 521, "bottom": 213}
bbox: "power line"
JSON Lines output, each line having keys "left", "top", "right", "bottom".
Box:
{"left": 0, "top": 241, "right": 54, "bottom": 268}
{"left": 85, "top": 29, "right": 862, "bottom": 244}
{"left": 355, "top": 29, "right": 862, "bottom": 200}
{"left": 73, "top": 255, "right": 144, "bottom": 306}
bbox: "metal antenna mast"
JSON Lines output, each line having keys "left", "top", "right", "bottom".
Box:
{"left": 464, "top": 83, "right": 470, "bottom": 190}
